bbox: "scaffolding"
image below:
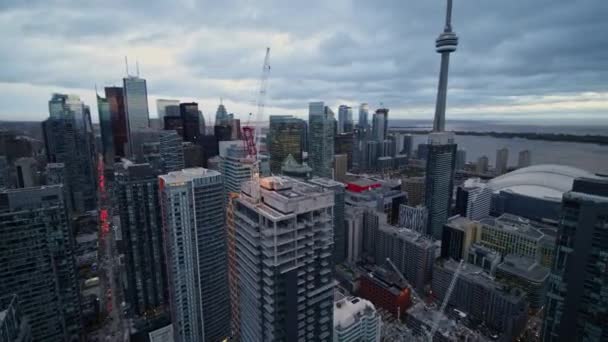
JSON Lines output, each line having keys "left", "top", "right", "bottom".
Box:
{"left": 227, "top": 192, "right": 240, "bottom": 340}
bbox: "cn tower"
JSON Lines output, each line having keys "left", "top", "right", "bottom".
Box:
{"left": 432, "top": 0, "right": 458, "bottom": 132}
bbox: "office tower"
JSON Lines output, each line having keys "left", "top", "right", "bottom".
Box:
{"left": 496, "top": 255, "right": 549, "bottom": 311}
{"left": 159, "top": 169, "right": 230, "bottom": 342}
{"left": 97, "top": 94, "right": 115, "bottom": 163}
{"left": 542, "top": 177, "right": 608, "bottom": 341}
{"left": 105, "top": 86, "right": 130, "bottom": 157}
{"left": 373, "top": 224, "right": 436, "bottom": 290}
{"left": 338, "top": 105, "right": 354, "bottom": 134}
{"left": 344, "top": 208, "right": 382, "bottom": 264}
{"left": 215, "top": 100, "right": 231, "bottom": 126}
{"left": 358, "top": 103, "right": 370, "bottom": 128}
{"left": 424, "top": 133, "right": 457, "bottom": 240}
{"left": 0, "top": 295, "right": 32, "bottom": 342}
{"left": 476, "top": 155, "right": 489, "bottom": 174}
{"left": 199, "top": 134, "right": 219, "bottom": 162}
{"left": 179, "top": 102, "right": 201, "bottom": 143}
{"left": 432, "top": 260, "right": 528, "bottom": 341}
{"left": 198, "top": 111, "right": 206, "bottom": 135}
{"left": 333, "top": 295, "right": 381, "bottom": 342}
{"left": 159, "top": 131, "right": 184, "bottom": 173}
{"left": 268, "top": 115, "right": 304, "bottom": 174}
{"left": 182, "top": 142, "right": 204, "bottom": 168}
{"left": 363, "top": 140, "right": 379, "bottom": 171}
{"left": 42, "top": 93, "right": 97, "bottom": 212}
{"left": 156, "top": 99, "right": 180, "bottom": 119}
{"left": 495, "top": 147, "right": 509, "bottom": 175}
{"left": 163, "top": 107, "right": 183, "bottom": 135}
{"left": 214, "top": 124, "right": 232, "bottom": 142}
{"left": 416, "top": 143, "right": 429, "bottom": 160}
{"left": 440, "top": 215, "right": 479, "bottom": 261}
{"left": 124, "top": 75, "right": 150, "bottom": 134}
{"left": 309, "top": 101, "right": 335, "bottom": 178}
{"left": 398, "top": 204, "right": 428, "bottom": 233}
{"left": 479, "top": 214, "right": 557, "bottom": 267}
{"left": 402, "top": 177, "right": 425, "bottom": 206}
{"left": 218, "top": 141, "right": 254, "bottom": 195}
{"left": 334, "top": 154, "right": 348, "bottom": 182}
{"left": 116, "top": 162, "right": 166, "bottom": 319}
{"left": 371, "top": 108, "right": 388, "bottom": 142}
{"left": 310, "top": 177, "right": 346, "bottom": 264}
{"left": 0, "top": 186, "right": 82, "bottom": 341}
{"left": 45, "top": 162, "right": 64, "bottom": 185}
{"left": 335, "top": 133, "right": 354, "bottom": 169}
{"left": 228, "top": 119, "right": 241, "bottom": 140}
{"left": 401, "top": 134, "right": 414, "bottom": 156}
{"left": 234, "top": 177, "right": 335, "bottom": 341}
{"left": 467, "top": 243, "right": 501, "bottom": 273}
{"left": 432, "top": 0, "right": 459, "bottom": 132}
{"left": 518, "top": 150, "right": 531, "bottom": 168}
{"left": 455, "top": 149, "right": 466, "bottom": 170}
{"left": 14, "top": 157, "right": 37, "bottom": 188}
{"left": 454, "top": 178, "right": 492, "bottom": 220}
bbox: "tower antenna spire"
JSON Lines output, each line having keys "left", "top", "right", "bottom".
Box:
{"left": 445, "top": 0, "right": 453, "bottom": 31}
{"left": 136, "top": 59, "right": 140, "bottom": 77}
{"left": 125, "top": 56, "right": 129, "bottom": 76}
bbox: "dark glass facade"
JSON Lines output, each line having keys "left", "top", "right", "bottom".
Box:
{"left": 105, "top": 87, "right": 129, "bottom": 157}
{"left": 179, "top": 102, "right": 201, "bottom": 143}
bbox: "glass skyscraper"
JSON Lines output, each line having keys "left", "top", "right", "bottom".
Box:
{"left": 105, "top": 86, "right": 129, "bottom": 158}
{"left": 123, "top": 76, "right": 150, "bottom": 154}
{"left": 542, "top": 177, "right": 608, "bottom": 341}
{"left": 179, "top": 102, "right": 201, "bottom": 143}
{"left": 308, "top": 102, "right": 335, "bottom": 178}
{"left": 268, "top": 115, "right": 305, "bottom": 174}
{"left": 97, "top": 94, "right": 114, "bottom": 163}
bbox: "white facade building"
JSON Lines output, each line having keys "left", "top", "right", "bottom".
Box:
{"left": 333, "top": 295, "right": 381, "bottom": 342}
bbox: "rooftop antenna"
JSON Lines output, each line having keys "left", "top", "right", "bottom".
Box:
{"left": 94, "top": 84, "right": 98, "bottom": 96}
{"left": 125, "top": 56, "right": 129, "bottom": 76}
{"left": 136, "top": 59, "right": 140, "bottom": 77}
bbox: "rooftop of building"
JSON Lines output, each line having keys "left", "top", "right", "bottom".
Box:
{"left": 407, "top": 302, "right": 486, "bottom": 340}
{"left": 439, "top": 259, "right": 526, "bottom": 303}
{"left": 378, "top": 224, "right": 435, "bottom": 249}
{"left": 497, "top": 254, "right": 550, "bottom": 283}
{"left": 479, "top": 213, "right": 556, "bottom": 241}
{"left": 446, "top": 215, "right": 478, "bottom": 232}
{"left": 159, "top": 167, "right": 220, "bottom": 185}
{"left": 334, "top": 296, "right": 377, "bottom": 329}
{"left": 308, "top": 177, "right": 345, "bottom": 189}
{"left": 488, "top": 164, "right": 600, "bottom": 201}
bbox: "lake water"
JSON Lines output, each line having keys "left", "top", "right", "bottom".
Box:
{"left": 390, "top": 119, "right": 608, "bottom": 175}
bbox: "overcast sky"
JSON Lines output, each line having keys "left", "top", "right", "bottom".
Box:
{"left": 0, "top": 0, "right": 607, "bottom": 124}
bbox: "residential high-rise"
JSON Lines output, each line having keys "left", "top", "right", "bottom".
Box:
{"left": 218, "top": 141, "right": 254, "bottom": 195}
{"left": 432, "top": 0, "right": 459, "bottom": 132}
{"left": 159, "top": 131, "right": 184, "bottom": 173}
{"left": 156, "top": 99, "right": 180, "bottom": 120}
{"left": 309, "top": 102, "right": 335, "bottom": 178}
{"left": 235, "top": 176, "right": 335, "bottom": 341}
{"left": 123, "top": 75, "right": 150, "bottom": 134}
{"left": 334, "top": 154, "right": 348, "bottom": 182}
{"left": 495, "top": 147, "right": 509, "bottom": 175}
{"left": 401, "top": 134, "right": 414, "bottom": 156}
{"left": 42, "top": 93, "right": 97, "bottom": 212}
{"left": 159, "top": 168, "right": 230, "bottom": 342}
{"left": 454, "top": 178, "right": 492, "bottom": 220}
{"left": 358, "top": 103, "right": 370, "bottom": 128}
{"left": 179, "top": 102, "right": 201, "bottom": 143}
{"left": 476, "top": 155, "right": 489, "bottom": 174}
{"left": 424, "top": 133, "right": 457, "bottom": 240}
{"left": 542, "top": 177, "right": 608, "bottom": 341}
{"left": 268, "top": 115, "right": 304, "bottom": 174}
{"left": 105, "top": 86, "right": 129, "bottom": 157}
{"left": 333, "top": 295, "right": 381, "bottom": 342}
{"left": 373, "top": 224, "right": 436, "bottom": 290}
{"left": 518, "top": 150, "right": 531, "bottom": 168}
{"left": 116, "top": 161, "right": 166, "bottom": 319}
{"left": 309, "top": 177, "right": 346, "bottom": 264}
{"left": 45, "top": 162, "right": 65, "bottom": 185}
{"left": 338, "top": 105, "right": 354, "bottom": 134}
{"left": 0, "top": 295, "right": 32, "bottom": 342}
{"left": 398, "top": 204, "right": 428, "bottom": 233}
{"left": 0, "top": 186, "right": 82, "bottom": 341}
{"left": 371, "top": 108, "right": 388, "bottom": 143}
{"left": 97, "top": 94, "right": 115, "bottom": 163}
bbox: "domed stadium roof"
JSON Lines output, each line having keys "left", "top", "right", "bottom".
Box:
{"left": 487, "top": 164, "right": 598, "bottom": 201}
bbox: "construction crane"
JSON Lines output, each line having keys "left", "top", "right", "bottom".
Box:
{"left": 241, "top": 47, "right": 270, "bottom": 200}
{"left": 428, "top": 259, "right": 465, "bottom": 341}
{"left": 384, "top": 258, "right": 408, "bottom": 321}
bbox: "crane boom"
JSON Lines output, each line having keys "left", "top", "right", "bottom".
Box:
{"left": 428, "top": 259, "right": 464, "bottom": 341}
{"left": 253, "top": 47, "right": 271, "bottom": 155}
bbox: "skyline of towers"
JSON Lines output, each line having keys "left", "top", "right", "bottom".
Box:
{"left": 159, "top": 168, "right": 231, "bottom": 342}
